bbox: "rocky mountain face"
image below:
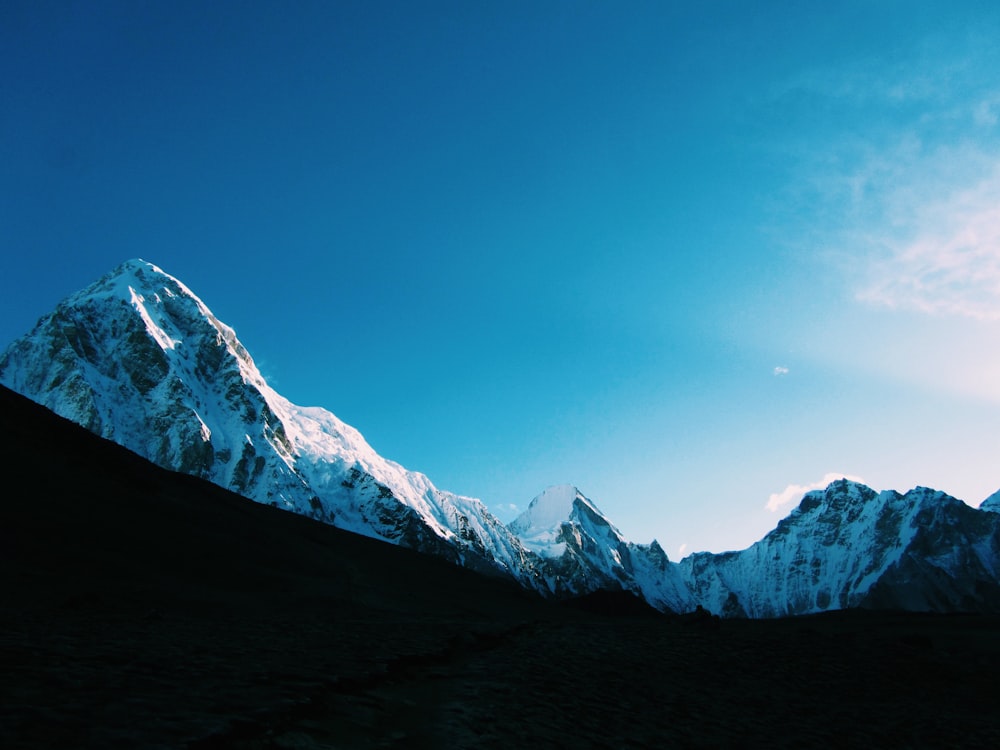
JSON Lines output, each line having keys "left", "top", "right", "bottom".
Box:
{"left": 679, "top": 481, "right": 1000, "bottom": 617}
{"left": 0, "top": 260, "right": 536, "bottom": 583}
{"left": 509, "top": 485, "right": 694, "bottom": 611}
{"left": 4, "top": 260, "right": 999, "bottom": 617}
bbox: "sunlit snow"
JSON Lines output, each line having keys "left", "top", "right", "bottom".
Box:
{"left": 4, "top": 258, "right": 997, "bottom": 618}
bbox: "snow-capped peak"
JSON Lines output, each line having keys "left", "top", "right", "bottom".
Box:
{"left": 980, "top": 488, "right": 1000, "bottom": 513}
{"left": 507, "top": 485, "right": 582, "bottom": 558}
{"left": 507, "top": 484, "right": 626, "bottom": 563}
{"left": 509, "top": 485, "right": 581, "bottom": 533}
{"left": 0, "top": 258, "right": 537, "bottom": 583}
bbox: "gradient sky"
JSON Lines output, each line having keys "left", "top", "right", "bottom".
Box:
{"left": 3, "top": 1, "right": 1000, "bottom": 556}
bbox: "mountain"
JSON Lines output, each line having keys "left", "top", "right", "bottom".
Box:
{"left": 0, "top": 381, "right": 543, "bottom": 621}
{"left": 3, "top": 259, "right": 1000, "bottom": 618}
{"left": 679, "top": 480, "right": 1000, "bottom": 617}
{"left": 0, "top": 260, "right": 534, "bottom": 583}
{"left": 510, "top": 485, "right": 693, "bottom": 610}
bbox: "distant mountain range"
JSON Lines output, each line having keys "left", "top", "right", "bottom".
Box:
{"left": 4, "top": 259, "right": 999, "bottom": 616}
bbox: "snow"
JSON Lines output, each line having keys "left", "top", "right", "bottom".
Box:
{"left": 508, "top": 485, "right": 583, "bottom": 558}
{"left": 510, "top": 485, "right": 580, "bottom": 535}
{"left": 193, "top": 410, "right": 211, "bottom": 442}
{"left": 129, "top": 286, "right": 179, "bottom": 351}
{"left": 980, "top": 489, "right": 1000, "bottom": 512}
{"left": 3, "top": 258, "right": 999, "bottom": 618}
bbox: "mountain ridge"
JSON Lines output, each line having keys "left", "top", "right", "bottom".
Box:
{"left": 0, "top": 259, "right": 539, "bottom": 583}
{"left": 4, "top": 259, "right": 1000, "bottom": 617}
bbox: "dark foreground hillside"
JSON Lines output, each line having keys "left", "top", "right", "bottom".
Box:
{"left": 2, "top": 384, "right": 998, "bottom": 748}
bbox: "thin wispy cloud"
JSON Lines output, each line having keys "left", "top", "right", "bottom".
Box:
{"left": 777, "top": 34, "right": 1000, "bottom": 323}
{"left": 857, "top": 169, "right": 1000, "bottom": 320}
{"left": 773, "top": 366, "right": 789, "bottom": 376}
{"left": 766, "top": 473, "right": 867, "bottom": 513}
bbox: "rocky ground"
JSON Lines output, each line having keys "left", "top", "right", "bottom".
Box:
{"left": 3, "top": 384, "right": 999, "bottom": 748}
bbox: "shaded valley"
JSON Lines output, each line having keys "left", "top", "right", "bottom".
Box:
{"left": 3, "top": 384, "right": 1000, "bottom": 748}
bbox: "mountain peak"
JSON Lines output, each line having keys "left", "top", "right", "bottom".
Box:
{"left": 507, "top": 485, "right": 585, "bottom": 558}
{"left": 85, "top": 258, "right": 175, "bottom": 293}
{"left": 796, "top": 478, "right": 878, "bottom": 515}
{"left": 0, "top": 259, "right": 540, "bottom": 587}
{"left": 89, "top": 259, "right": 208, "bottom": 306}
{"left": 979, "top": 489, "right": 1000, "bottom": 513}
{"left": 117, "top": 257, "right": 158, "bottom": 273}
{"left": 515, "top": 484, "right": 581, "bottom": 526}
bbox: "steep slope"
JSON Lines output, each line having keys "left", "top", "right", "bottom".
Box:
{"left": 509, "top": 485, "right": 693, "bottom": 611}
{"left": 0, "top": 382, "right": 543, "bottom": 618}
{"left": 678, "top": 480, "right": 1000, "bottom": 617}
{"left": 862, "top": 490, "right": 1000, "bottom": 611}
{"left": 0, "top": 259, "right": 534, "bottom": 582}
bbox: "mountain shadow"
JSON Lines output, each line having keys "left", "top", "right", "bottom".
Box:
{"left": 3, "top": 384, "right": 1000, "bottom": 748}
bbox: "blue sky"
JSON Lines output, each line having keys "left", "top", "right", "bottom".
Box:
{"left": 3, "top": 1, "right": 1000, "bottom": 555}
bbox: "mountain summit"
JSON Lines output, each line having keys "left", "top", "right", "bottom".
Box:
{"left": 0, "top": 260, "right": 533, "bottom": 580}
{"left": 4, "top": 260, "right": 1000, "bottom": 616}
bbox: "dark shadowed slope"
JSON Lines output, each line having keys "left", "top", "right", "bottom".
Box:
{"left": 0, "top": 383, "right": 550, "bottom": 748}
{"left": 3, "top": 385, "right": 1000, "bottom": 749}
{"left": 0, "top": 383, "right": 539, "bottom": 620}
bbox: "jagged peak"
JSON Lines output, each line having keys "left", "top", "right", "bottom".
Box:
{"left": 71, "top": 259, "right": 258, "bottom": 373}
{"left": 69, "top": 259, "right": 202, "bottom": 309}
{"left": 509, "top": 484, "right": 584, "bottom": 535}
{"left": 118, "top": 257, "right": 160, "bottom": 273}
{"left": 795, "top": 479, "right": 877, "bottom": 513}
{"left": 93, "top": 258, "right": 168, "bottom": 288}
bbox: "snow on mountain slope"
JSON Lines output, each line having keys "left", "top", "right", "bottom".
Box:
{"left": 510, "top": 485, "right": 589, "bottom": 558}
{"left": 980, "top": 489, "right": 1000, "bottom": 513}
{"left": 509, "top": 485, "right": 694, "bottom": 611}
{"left": 3, "top": 260, "right": 999, "bottom": 617}
{"left": 678, "top": 480, "right": 1000, "bottom": 617}
{"left": 0, "top": 259, "right": 534, "bottom": 581}
{"left": 863, "top": 489, "right": 1000, "bottom": 612}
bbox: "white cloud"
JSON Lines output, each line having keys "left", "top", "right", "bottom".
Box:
{"left": 856, "top": 166, "right": 1000, "bottom": 320}
{"left": 773, "top": 366, "right": 789, "bottom": 376}
{"left": 677, "top": 542, "right": 687, "bottom": 557}
{"left": 760, "top": 33, "right": 1000, "bottom": 407}
{"left": 770, "top": 33, "right": 1000, "bottom": 326}
{"left": 766, "top": 473, "right": 867, "bottom": 513}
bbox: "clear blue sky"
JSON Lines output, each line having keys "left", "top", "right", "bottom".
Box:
{"left": 3, "top": 1, "right": 1000, "bottom": 556}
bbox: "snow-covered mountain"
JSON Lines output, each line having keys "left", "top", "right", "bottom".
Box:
{"left": 3, "top": 260, "right": 999, "bottom": 617}
{"left": 510, "top": 485, "right": 693, "bottom": 610}
{"left": 679, "top": 480, "right": 1000, "bottom": 617}
{"left": 0, "top": 260, "right": 536, "bottom": 582}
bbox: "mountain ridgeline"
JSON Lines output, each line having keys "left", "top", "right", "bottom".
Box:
{"left": 3, "top": 259, "right": 1000, "bottom": 617}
